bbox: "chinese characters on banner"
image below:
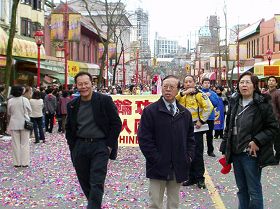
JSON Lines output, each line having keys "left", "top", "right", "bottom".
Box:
{"left": 112, "top": 95, "right": 160, "bottom": 147}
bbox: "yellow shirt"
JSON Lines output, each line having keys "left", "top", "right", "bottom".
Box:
{"left": 176, "top": 91, "right": 213, "bottom": 122}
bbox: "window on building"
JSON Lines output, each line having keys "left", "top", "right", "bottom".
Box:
{"left": 83, "top": 43, "right": 86, "bottom": 61}
{"left": 69, "top": 42, "right": 73, "bottom": 60}
{"left": 21, "top": 0, "right": 31, "bottom": 5}
{"left": 248, "top": 42, "right": 250, "bottom": 58}
{"left": 88, "top": 45, "right": 91, "bottom": 62}
{"left": 261, "top": 37, "right": 264, "bottom": 54}
{"left": 251, "top": 40, "right": 254, "bottom": 58}
{"left": 21, "top": 18, "right": 32, "bottom": 37}
{"left": 32, "top": 0, "right": 42, "bottom": 10}
{"left": 0, "top": 1, "right": 3, "bottom": 20}
{"left": 273, "top": 34, "right": 275, "bottom": 52}
{"left": 247, "top": 42, "right": 249, "bottom": 58}
{"left": 32, "top": 22, "right": 41, "bottom": 36}
{"left": 257, "top": 38, "right": 259, "bottom": 55}
{"left": 77, "top": 42, "right": 80, "bottom": 61}
{"left": 267, "top": 35, "right": 270, "bottom": 50}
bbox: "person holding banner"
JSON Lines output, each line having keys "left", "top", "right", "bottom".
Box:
{"left": 138, "top": 75, "right": 195, "bottom": 209}
{"left": 176, "top": 75, "right": 213, "bottom": 189}
{"left": 66, "top": 72, "right": 122, "bottom": 209}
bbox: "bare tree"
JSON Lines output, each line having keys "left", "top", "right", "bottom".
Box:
{"left": 4, "top": 0, "right": 20, "bottom": 97}
{"left": 81, "top": 0, "right": 130, "bottom": 88}
{"left": 223, "top": 1, "right": 232, "bottom": 89}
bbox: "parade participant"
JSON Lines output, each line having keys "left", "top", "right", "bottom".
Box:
{"left": 201, "top": 78, "right": 219, "bottom": 157}
{"left": 59, "top": 91, "right": 71, "bottom": 133}
{"left": 66, "top": 71, "right": 122, "bottom": 209}
{"left": 44, "top": 88, "right": 57, "bottom": 133}
{"left": 138, "top": 75, "right": 195, "bottom": 208}
{"left": 7, "top": 86, "right": 32, "bottom": 167}
{"left": 30, "top": 91, "right": 45, "bottom": 143}
{"left": 267, "top": 75, "right": 280, "bottom": 164}
{"left": 220, "top": 72, "right": 279, "bottom": 209}
{"left": 0, "top": 85, "right": 8, "bottom": 136}
{"left": 176, "top": 75, "right": 213, "bottom": 189}
{"left": 214, "top": 85, "right": 227, "bottom": 139}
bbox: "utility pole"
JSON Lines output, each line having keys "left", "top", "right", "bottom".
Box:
{"left": 63, "top": 1, "right": 69, "bottom": 90}
{"left": 224, "top": 1, "right": 231, "bottom": 88}
{"left": 237, "top": 24, "right": 240, "bottom": 80}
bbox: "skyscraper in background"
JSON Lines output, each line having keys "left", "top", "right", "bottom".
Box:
{"left": 130, "top": 8, "right": 151, "bottom": 61}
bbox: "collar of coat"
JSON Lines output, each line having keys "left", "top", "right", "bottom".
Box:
{"left": 158, "top": 96, "right": 186, "bottom": 115}
{"left": 231, "top": 92, "right": 270, "bottom": 105}
{"left": 69, "top": 92, "right": 102, "bottom": 110}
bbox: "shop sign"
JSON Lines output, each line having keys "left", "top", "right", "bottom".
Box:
{"left": 264, "top": 65, "right": 280, "bottom": 76}
{"left": 68, "top": 60, "right": 80, "bottom": 77}
{"left": 0, "top": 56, "right": 6, "bottom": 66}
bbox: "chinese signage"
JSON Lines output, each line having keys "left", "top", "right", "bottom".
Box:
{"left": 68, "top": 61, "right": 80, "bottom": 77}
{"left": 264, "top": 66, "right": 280, "bottom": 76}
{"left": 51, "top": 14, "right": 64, "bottom": 41}
{"left": 68, "top": 14, "right": 81, "bottom": 42}
{"left": 112, "top": 95, "right": 160, "bottom": 147}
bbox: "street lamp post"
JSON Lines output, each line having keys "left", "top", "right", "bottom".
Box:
{"left": 136, "top": 48, "right": 139, "bottom": 85}
{"left": 122, "top": 47, "right": 126, "bottom": 88}
{"left": 34, "top": 30, "right": 44, "bottom": 87}
{"left": 266, "top": 49, "right": 273, "bottom": 66}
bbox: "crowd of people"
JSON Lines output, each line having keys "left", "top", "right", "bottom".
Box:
{"left": 0, "top": 72, "right": 279, "bottom": 209}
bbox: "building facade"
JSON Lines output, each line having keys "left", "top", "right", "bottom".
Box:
{"left": 154, "top": 33, "right": 179, "bottom": 58}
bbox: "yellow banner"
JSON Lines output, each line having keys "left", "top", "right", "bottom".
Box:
{"left": 68, "top": 60, "right": 80, "bottom": 77}
{"left": 0, "top": 56, "right": 6, "bottom": 66}
{"left": 98, "top": 43, "right": 117, "bottom": 59}
{"left": 112, "top": 95, "right": 160, "bottom": 147}
{"left": 68, "top": 14, "right": 81, "bottom": 42}
{"left": 275, "top": 15, "right": 280, "bottom": 42}
{"left": 51, "top": 14, "right": 64, "bottom": 41}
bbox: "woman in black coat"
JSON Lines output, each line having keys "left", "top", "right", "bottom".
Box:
{"left": 220, "top": 72, "right": 279, "bottom": 209}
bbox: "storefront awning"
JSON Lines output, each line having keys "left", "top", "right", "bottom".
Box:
{"left": 254, "top": 59, "right": 280, "bottom": 77}
{"left": 0, "top": 27, "right": 46, "bottom": 59}
{"left": 200, "top": 72, "right": 216, "bottom": 80}
{"left": 14, "top": 57, "right": 64, "bottom": 74}
{"left": 49, "top": 74, "right": 75, "bottom": 85}
{"left": 68, "top": 61, "right": 100, "bottom": 77}
{"left": 228, "top": 66, "right": 254, "bottom": 80}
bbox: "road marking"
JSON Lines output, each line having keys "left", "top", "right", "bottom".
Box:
{"left": 205, "top": 169, "right": 227, "bottom": 209}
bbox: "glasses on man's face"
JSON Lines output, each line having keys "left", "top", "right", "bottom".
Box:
{"left": 163, "top": 85, "right": 176, "bottom": 90}
{"left": 239, "top": 80, "right": 252, "bottom": 85}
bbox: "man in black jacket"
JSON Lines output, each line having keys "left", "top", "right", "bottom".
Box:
{"left": 267, "top": 76, "right": 280, "bottom": 164}
{"left": 66, "top": 72, "right": 122, "bottom": 209}
{"left": 138, "top": 75, "right": 195, "bottom": 208}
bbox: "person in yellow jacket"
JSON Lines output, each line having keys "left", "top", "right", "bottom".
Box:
{"left": 176, "top": 75, "right": 213, "bottom": 189}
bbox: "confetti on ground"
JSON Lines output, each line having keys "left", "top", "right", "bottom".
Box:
{"left": 0, "top": 134, "right": 279, "bottom": 208}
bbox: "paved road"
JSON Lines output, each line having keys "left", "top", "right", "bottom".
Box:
{"left": 0, "top": 133, "right": 279, "bottom": 208}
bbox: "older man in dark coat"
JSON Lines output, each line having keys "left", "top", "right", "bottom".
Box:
{"left": 138, "top": 75, "right": 195, "bottom": 209}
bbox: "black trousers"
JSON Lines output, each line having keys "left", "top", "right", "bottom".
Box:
{"left": 205, "top": 120, "right": 215, "bottom": 155}
{"left": 0, "top": 112, "right": 7, "bottom": 135}
{"left": 45, "top": 113, "right": 54, "bottom": 133}
{"left": 214, "top": 130, "right": 224, "bottom": 139}
{"left": 189, "top": 131, "right": 205, "bottom": 181}
{"left": 72, "top": 140, "right": 109, "bottom": 209}
{"left": 274, "top": 125, "right": 280, "bottom": 160}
